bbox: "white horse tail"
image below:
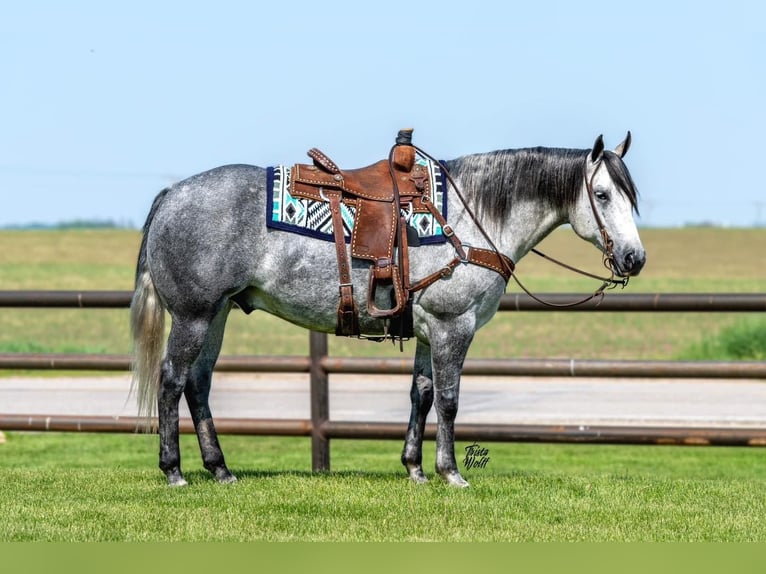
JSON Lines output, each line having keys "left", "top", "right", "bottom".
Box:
{"left": 130, "top": 189, "right": 169, "bottom": 430}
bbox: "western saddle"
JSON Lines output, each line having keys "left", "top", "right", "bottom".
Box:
{"left": 289, "top": 129, "right": 514, "bottom": 341}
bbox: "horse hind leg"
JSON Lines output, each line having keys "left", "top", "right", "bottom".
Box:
{"left": 158, "top": 310, "right": 219, "bottom": 486}
{"left": 183, "top": 303, "right": 237, "bottom": 483}
{"left": 401, "top": 340, "right": 434, "bottom": 483}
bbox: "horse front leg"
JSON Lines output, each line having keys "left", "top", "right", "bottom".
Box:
{"left": 430, "top": 321, "right": 473, "bottom": 488}
{"left": 401, "top": 340, "right": 434, "bottom": 483}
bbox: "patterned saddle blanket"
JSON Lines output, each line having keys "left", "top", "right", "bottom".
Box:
{"left": 266, "top": 157, "right": 447, "bottom": 245}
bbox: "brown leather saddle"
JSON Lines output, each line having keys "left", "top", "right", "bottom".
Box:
{"left": 289, "top": 129, "right": 430, "bottom": 338}
{"left": 289, "top": 129, "right": 515, "bottom": 340}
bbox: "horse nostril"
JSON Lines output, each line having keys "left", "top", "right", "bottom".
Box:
{"left": 623, "top": 250, "right": 645, "bottom": 275}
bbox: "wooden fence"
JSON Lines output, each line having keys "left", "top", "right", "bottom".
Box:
{"left": 1, "top": 290, "right": 765, "bottom": 471}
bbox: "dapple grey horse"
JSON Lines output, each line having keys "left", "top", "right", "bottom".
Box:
{"left": 131, "top": 133, "right": 645, "bottom": 487}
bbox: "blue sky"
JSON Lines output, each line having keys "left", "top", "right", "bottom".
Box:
{"left": 1, "top": 1, "right": 764, "bottom": 228}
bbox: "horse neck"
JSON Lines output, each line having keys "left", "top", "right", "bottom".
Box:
{"left": 499, "top": 199, "right": 568, "bottom": 262}
{"left": 445, "top": 156, "right": 570, "bottom": 264}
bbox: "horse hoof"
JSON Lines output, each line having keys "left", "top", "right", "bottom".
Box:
{"left": 443, "top": 471, "right": 470, "bottom": 488}
{"left": 214, "top": 469, "right": 238, "bottom": 484}
{"left": 407, "top": 467, "right": 429, "bottom": 484}
{"left": 166, "top": 471, "right": 188, "bottom": 487}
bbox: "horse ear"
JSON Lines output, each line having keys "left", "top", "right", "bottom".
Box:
{"left": 590, "top": 134, "right": 605, "bottom": 163}
{"left": 614, "top": 131, "right": 632, "bottom": 158}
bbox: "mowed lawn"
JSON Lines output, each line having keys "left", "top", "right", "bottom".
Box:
{"left": 0, "top": 227, "right": 765, "bottom": 541}
{"left": 1, "top": 433, "right": 765, "bottom": 541}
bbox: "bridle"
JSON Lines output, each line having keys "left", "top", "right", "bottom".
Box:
{"left": 521, "top": 158, "right": 630, "bottom": 308}
{"left": 407, "top": 144, "right": 629, "bottom": 308}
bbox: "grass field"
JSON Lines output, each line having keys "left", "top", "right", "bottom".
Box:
{"left": 1, "top": 227, "right": 765, "bottom": 361}
{"left": 1, "top": 433, "right": 764, "bottom": 541}
{"left": 1, "top": 227, "right": 765, "bottom": 542}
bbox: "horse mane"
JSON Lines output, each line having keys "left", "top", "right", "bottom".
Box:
{"left": 602, "top": 151, "right": 640, "bottom": 215}
{"left": 444, "top": 147, "right": 639, "bottom": 226}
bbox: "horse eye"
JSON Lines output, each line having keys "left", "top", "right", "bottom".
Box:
{"left": 594, "top": 189, "right": 610, "bottom": 201}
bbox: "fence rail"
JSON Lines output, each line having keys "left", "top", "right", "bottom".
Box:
{"left": 2, "top": 290, "right": 766, "bottom": 311}
{"left": 1, "top": 290, "right": 764, "bottom": 471}
{"left": 1, "top": 353, "right": 765, "bottom": 379}
{"left": 2, "top": 414, "right": 765, "bottom": 447}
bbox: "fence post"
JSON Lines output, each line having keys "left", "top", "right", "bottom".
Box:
{"left": 309, "top": 331, "right": 330, "bottom": 472}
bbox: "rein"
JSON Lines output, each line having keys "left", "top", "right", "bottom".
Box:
{"left": 405, "top": 143, "right": 628, "bottom": 307}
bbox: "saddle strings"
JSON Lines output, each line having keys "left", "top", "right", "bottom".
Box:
{"left": 408, "top": 144, "right": 628, "bottom": 309}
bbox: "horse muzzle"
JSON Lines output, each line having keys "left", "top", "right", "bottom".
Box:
{"left": 613, "top": 247, "right": 646, "bottom": 277}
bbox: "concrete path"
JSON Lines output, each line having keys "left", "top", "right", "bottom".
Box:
{"left": 1, "top": 373, "right": 765, "bottom": 428}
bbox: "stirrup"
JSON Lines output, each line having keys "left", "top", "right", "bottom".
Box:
{"left": 367, "top": 262, "right": 408, "bottom": 319}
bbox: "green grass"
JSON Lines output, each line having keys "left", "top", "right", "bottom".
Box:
{"left": 1, "top": 432, "right": 764, "bottom": 541}
{"left": 678, "top": 316, "right": 766, "bottom": 361}
{"left": 1, "top": 228, "right": 766, "bottom": 542}
{"left": 1, "top": 227, "right": 765, "bottom": 362}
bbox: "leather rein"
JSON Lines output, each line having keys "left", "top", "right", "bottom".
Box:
{"left": 399, "top": 143, "right": 628, "bottom": 307}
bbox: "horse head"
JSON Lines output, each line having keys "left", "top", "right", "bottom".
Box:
{"left": 569, "top": 132, "right": 646, "bottom": 277}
